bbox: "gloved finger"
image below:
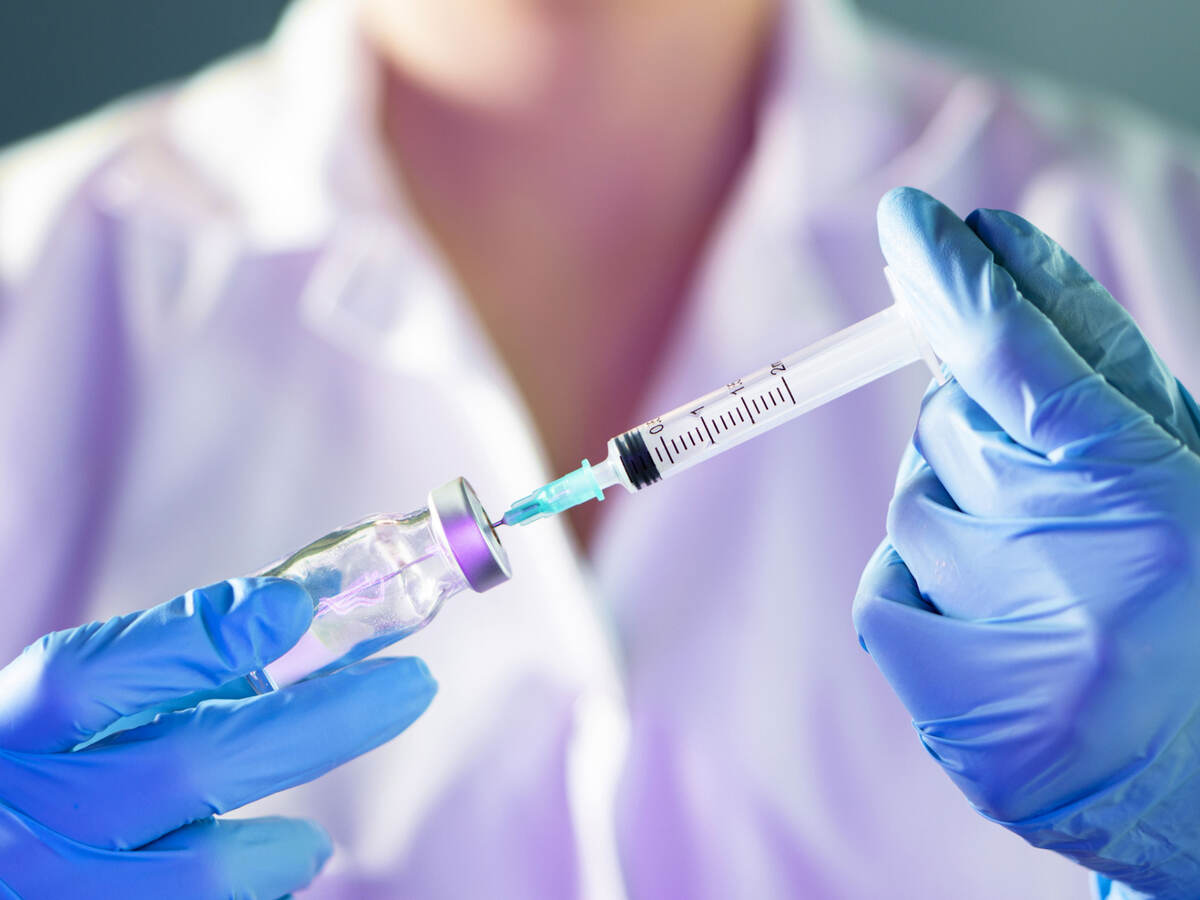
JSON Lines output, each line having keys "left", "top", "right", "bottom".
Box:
{"left": 913, "top": 377, "right": 1029, "bottom": 518}
{"left": 852, "top": 540, "right": 990, "bottom": 729}
{"left": 886, "top": 456, "right": 1035, "bottom": 620}
{"left": 967, "top": 206, "right": 1200, "bottom": 450}
{"left": 854, "top": 540, "right": 937, "bottom": 623}
{"left": 887, "top": 453, "right": 1162, "bottom": 622}
{"left": 852, "top": 546, "right": 1094, "bottom": 822}
{"left": 0, "top": 656, "right": 436, "bottom": 849}
{"left": 0, "top": 577, "right": 312, "bottom": 753}
{"left": 878, "top": 187, "right": 1161, "bottom": 459}
{"left": 853, "top": 541, "right": 951, "bottom": 714}
{"left": 0, "top": 805, "right": 330, "bottom": 900}
{"left": 913, "top": 377, "right": 1157, "bottom": 519}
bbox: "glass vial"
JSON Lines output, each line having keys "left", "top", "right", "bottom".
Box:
{"left": 245, "top": 478, "right": 510, "bottom": 693}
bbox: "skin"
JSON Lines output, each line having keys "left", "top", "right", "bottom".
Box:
{"left": 360, "top": 0, "right": 778, "bottom": 546}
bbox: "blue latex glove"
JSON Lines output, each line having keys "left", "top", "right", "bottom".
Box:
{"left": 0, "top": 578, "right": 437, "bottom": 899}
{"left": 855, "top": 187, "right": 1200, "bottom": 898}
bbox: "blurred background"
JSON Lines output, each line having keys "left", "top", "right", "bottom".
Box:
{"left": 1, "top": 0, "right": 1196, "bottom": 150}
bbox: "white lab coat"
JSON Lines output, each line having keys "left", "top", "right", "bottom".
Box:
{"left": 3, "top": 1, "right": 1199, "bottom": 897}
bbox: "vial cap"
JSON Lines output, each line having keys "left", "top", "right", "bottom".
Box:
{"left": 428, "top": 477, "right": 512, "bottom": 593}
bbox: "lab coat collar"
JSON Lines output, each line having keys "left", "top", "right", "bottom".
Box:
{"left": 162, "top": 0, "right": 499, "bottom": 382}
{"left": 163, "top": 0, "right": 400, "bottom": 250}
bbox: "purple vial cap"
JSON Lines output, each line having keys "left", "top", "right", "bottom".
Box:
{"left": 428, "top": 477, "right": 512, "bottom": 593}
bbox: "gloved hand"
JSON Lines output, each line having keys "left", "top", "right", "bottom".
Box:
{"left": 854, "top": 187, "right": 1200, "bottom": 899}
{"left": 0, "top": 577, "right": 437, "bottom": 899}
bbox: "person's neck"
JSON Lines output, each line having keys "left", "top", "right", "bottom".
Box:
{"left": 362, "top": 0, "right": 776, "bottom": 547}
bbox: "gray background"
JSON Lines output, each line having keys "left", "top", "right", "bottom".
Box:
{"left": 1, "top": 0, "right": 1196, "bottom": 150}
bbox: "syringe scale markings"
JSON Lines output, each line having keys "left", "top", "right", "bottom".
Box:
{"left": 649, "top": 374, "right": 798, "bottom": 472}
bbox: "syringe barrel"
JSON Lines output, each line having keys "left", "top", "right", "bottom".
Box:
{"left": 613, "top": 301, "right": 929, "bottom": 486}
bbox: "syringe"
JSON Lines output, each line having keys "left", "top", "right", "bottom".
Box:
{"left": 499, "top": 268, "right": 943, "bottom": 527}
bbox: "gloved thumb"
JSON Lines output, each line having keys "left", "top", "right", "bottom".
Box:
{"left": 878, "top": 187, "right": 1162, "bottom": 458}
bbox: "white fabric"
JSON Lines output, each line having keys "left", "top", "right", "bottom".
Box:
{"left": 3, "top": 1, "right": 1200, "bottom": 896}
